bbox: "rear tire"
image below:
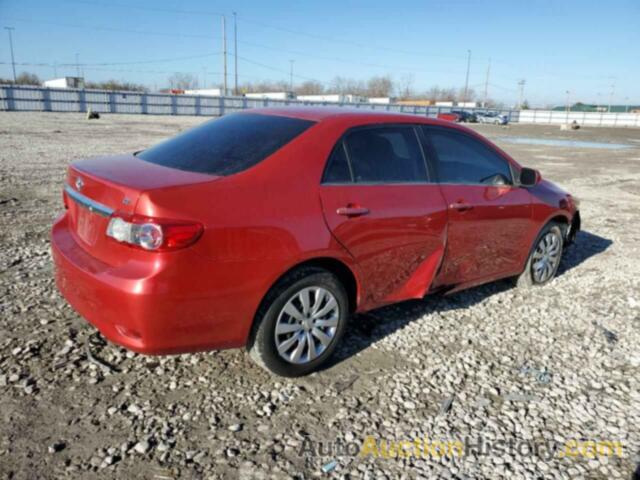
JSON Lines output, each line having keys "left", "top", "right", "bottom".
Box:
{"left": 516, "top": 223, "right": 564, "bottom": 288}
{"left": 247, "top": 267, "right": 349, "bottom": 377}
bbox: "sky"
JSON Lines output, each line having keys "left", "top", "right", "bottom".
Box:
{"left": 0, "top": 0, "right": 637, "bottom": 107}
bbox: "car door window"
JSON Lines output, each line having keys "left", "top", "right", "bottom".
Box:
{"left": 344, "top": 127, "right": 428, "bottom": 183}
{"left": 425, "top": 127, "right": 513, "bottom": 185}
{"left": 322, "top": 141, "right": 353, "bottom": 183}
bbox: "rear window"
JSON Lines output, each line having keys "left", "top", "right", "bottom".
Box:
{"left": 137, "top": 113, "right": 315, "bottom": 175}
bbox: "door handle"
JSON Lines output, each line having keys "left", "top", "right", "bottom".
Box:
{"left": 450, "top": 201, "right": 473, "bottom": 212}
{"left": 336, "top": 205, "right": 370, "bottom": 217}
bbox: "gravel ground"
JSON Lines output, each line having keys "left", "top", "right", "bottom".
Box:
{"left": 0, "top": 112, "right": 639, "bottom": 480}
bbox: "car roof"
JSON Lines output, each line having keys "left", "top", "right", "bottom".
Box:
{"left": 241, "top": 106, "right": 456, "bottom": 127}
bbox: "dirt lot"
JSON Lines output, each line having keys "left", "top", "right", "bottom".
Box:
{"left": 0, "top": 112, "right": 639, "bottom": 480}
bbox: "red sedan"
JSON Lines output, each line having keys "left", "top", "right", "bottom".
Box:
{"left": 51, "top": 108, "right": 581, "bottom": 376}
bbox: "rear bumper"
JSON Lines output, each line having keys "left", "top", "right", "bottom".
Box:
{"left": 51, "top": 213, "right": 252, "bottom": 354}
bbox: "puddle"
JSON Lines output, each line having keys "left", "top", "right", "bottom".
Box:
{"left": 500, "top": 137, "right": 633, "bottom": 150}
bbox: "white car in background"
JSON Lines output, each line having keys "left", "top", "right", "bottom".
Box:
{"left": 477, "top": 112, "right": 509, "bottom": 125}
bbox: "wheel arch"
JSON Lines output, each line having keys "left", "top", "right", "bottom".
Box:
{"left": 245, "top": 256, "right": 360, "bottom": 349}
{"left": 517, "top": 214, "right": 569, "bottom": 275}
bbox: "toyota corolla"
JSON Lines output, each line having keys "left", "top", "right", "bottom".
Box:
{"left": 51, "top": 108, "right": 581, "bottom": 376}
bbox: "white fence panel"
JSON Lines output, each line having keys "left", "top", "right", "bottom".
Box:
{"left": 1, "top": 86, "right": 638, "bottom": 127}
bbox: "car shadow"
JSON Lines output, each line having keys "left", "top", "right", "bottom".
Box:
{"left": 556, "top": 230, "right": 613, "bottom": 277}
{"left": 326, "top": 229, "right": 612, "bottom": 370}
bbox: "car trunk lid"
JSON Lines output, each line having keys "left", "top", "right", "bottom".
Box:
{"left": 65, "top": 154, "right": 218, "bottom": 264}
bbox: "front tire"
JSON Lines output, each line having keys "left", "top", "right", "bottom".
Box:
{"left": 247, "top": 267, "right": 349, "bottom": 377}
{"left": 516, "top": 223, "right": 564, "bottom": 288}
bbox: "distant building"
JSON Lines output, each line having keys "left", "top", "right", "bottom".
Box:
{"left": 184, "top": 88, "right": 222, "bottom": 96}
{"left": 43, "top": 77, "right": 85, "bottom": 89}
{"left": 396, "top": 99, "right": 433, "bottom": 106}
{"left": 552, "top": 103, "right": 640, "bottom": 113}
{"left": 435, "top": 101, "right": 454, "bottom": 107}
{"left": 244, "top": 92, "right": 295, "bottom": 100}
{"left": 456, "top": 101, "right": 477, "bottom": 108}
{"left": 297, "top": 94, "right": 368, "bottom": 103}
{"left": 368, "top": 97, "right": 393, "bottom": 104}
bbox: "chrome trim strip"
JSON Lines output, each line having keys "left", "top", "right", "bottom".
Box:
{"left": 64, "top": 184, "right": 114, "bottom": 217}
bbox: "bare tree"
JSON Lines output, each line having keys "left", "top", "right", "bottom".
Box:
{"left": 397, "top": 74, "right": 414, "bottom": 99}
{"left": 239, "top": 80, "right": 288, "bottom": 93}
{"left": 457, "top": 87, "right": 477, "bottom": 103}
{"left": 424, "top": 86, "right": 458, "bottom": 102}
{"left": 0, "top": 71, "right": 41, "bottom": 85}
{"left": 167, "top": 73, "right": 199, "bottom": 90}
{"left": 295, "top": 80, "right": 325, "bottom": 95}
{"left": 366, "top": 75, "right": 393, "bottom": 97}
{"left": 86, "top": 80, "right": 147, "bottom": 92}
{"left": 330, "top": 76, "right": 366, "bottom": 96}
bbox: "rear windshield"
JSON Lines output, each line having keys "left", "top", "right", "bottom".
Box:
{"left": 137, "top": 113, "right": 315, "bottom": 175}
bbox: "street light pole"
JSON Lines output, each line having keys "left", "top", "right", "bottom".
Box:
{"left": 289, "top": 60, "right": 294, "bottom": 93}
{"left": 4, "top": 27, "right": 17, "bottom": 82}
{"left": 483, "top": 58, "right": 491, "bottom": 108}
{"left": 233, "top": 12, "right": 238, "bottom": 96}
{"left": 608, "top": 78, "right": 615, "bottom": 113}
{"left": 462, "top": 49, "right": 471, "bottom": 104}
{"left": 222, "top": 16, "right": 227, "bottom": 96}
{"left": 517, "top": 79, "right": 526, "bottom": 109}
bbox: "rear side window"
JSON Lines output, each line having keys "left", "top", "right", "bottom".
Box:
{"left": 344, "top": 126, "right": 428, "bottom": 183}
{"left": 323, "top": 142, "right": 352, "bottom": 183}
{"left": 425, "top": 127, "right": 513, "bottom": 185}
{"left": 137, "top": 113, "right": 315, "bottom": 175}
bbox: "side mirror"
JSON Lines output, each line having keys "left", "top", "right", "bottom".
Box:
{"left": 519, "top": 167, "right": 540, "bottom": 187}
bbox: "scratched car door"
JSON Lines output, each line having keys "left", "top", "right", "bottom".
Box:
{"left": 319, "top": 125, "right": 448, "bottom": 308}
{"left": 423, "top": 126, "right": 533, "bottom": 287}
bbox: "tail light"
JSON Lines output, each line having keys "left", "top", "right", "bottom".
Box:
{"left": 106, "top": 213, "right": 203, "bottom": 251}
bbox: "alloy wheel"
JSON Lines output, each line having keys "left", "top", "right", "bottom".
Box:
{"left": 274, "top": 287, "right": 340, "bottom": 364}
{"left": 531, "top": 231, "right": 562, "bottom": 283}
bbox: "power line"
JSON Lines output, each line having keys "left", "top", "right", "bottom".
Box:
{"left": 0, "top": 53, "right": 221, "bottom": 68}
{"left": 54, "top": 0, "right": 472, "bottom": 61}
{"left": 237, "top": 16, "right": 467, "bottom": 60}
{"left": 235, "top": 55, "right": 331, "bottom": 86}
{"left": 66, "top": 0, "right": 224, "bottom": 17}
{"left": 6, "top": 15, "right": 467, "bottom": 77}
{"left": 4, "top": 27, "right": 17, "bottom": 82}
{"left": 236, "top": 39, "right": 466, "bottom": 76}
{"left": 5, "top": 17, "right": 216, "bottom": 39}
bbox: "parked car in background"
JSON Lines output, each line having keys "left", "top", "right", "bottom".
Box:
{"left": 451, "top": 110, "right": 477, "bottom": 123}
{"left": 477, "top": 111, "right": 509, "bottom": 124}
{"left": 436, "top": 112, "right": 460, "bottom": 122}
{"left": 52, "top": 108, "right": 580, "bottom": 377}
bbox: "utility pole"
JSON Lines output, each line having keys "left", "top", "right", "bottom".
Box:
{"left": 517, "top": 79, "right": 526, "bottom": 109}
{"left": 53, "top": 61, "right": 58, "bottom": 78}
{"left": 222, "top": 15, "right": 227, "bottom": 96}
{"left": 483, "top": 58, "right": 491, "bottom": 108}
{"left": 233, "top": 12, "right": 238, "bottom": 96}
{"left": 565, "top": 90, "right": 571, "bottom": 123}
{"left": 608, "top": 78, "right": 615, "bottom": 113}
{"left": 462, "top": 49, "right": 471, "bottom": 104}
{"left": 289, "top": 60, "right": 294, "bottom": 93}
{"left": 4, "top": 27, "right": 17, "bottom": 82}
{"left": 75, "top": 53, "right": 81, "bottom": 78}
